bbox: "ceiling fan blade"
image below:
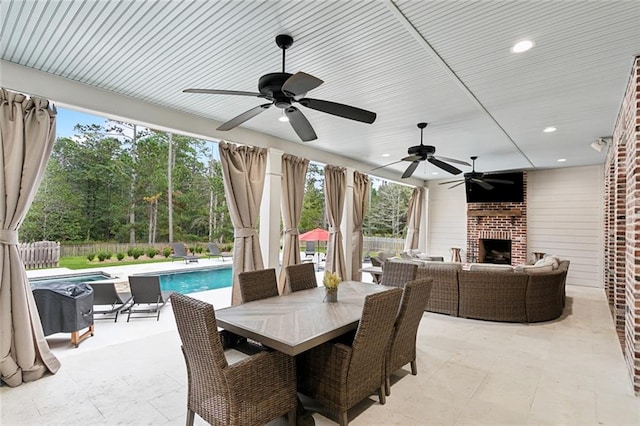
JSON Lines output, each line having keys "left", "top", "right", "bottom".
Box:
{"left": 438, "top": 179, "right": 464, "bottom": 185}
{"left": 483, "top": 178, "right": 514, "bottom": 184}
{"left": 217, "top": 103, "right": 271, "bottom": 131}
{"left": 371, "top": 159, "right": 404, "bottom": 171}
{"left": 402, "top": 155, "right": 422, "bottom": 162}
{"left": 183, "top": 88, "right": 262, "bottom": 97}
{"left": 282, "top": 72, "right": 324, "bottom": 97}
{"left": 402, "top": 160, "right": 420, "bottom": 179}
{"left": 427, "top": 157, "right": 462, "bottom": 175}
{"left": 433, "top": 155, "right": 471, "bottom": 167}
{"left": 285, "top": 106, "right": 317, "bottom": 142}
{"left": 473, "top": 179, "right": 494, "bottom": 190}
{"left": 298, "top": 98, "right": 376, "bottom": 124}
{"left": 449, "top": 181, "right": 466, "bottom": 189}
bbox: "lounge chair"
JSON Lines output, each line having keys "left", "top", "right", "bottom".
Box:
{"left": 171, "top": 243, "right": 199, "bottom": 263}
{"left": 125, "top": 275, "right": 172, "bottom": 321}
{"left": 207, "top": 243, "right": 231, "bottom": 261}
{"left": 89, "top": 282, "right": 133, "bottom": 322}
{"left": 303, "top": 241, "right": 315, "bottom": 262}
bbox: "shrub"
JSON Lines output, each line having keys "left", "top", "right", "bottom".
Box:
{"left": 116, "top": 252, "right": 125, "bottom": 261}
{"left": 189, "top": 246, "right": 198, "bottom": 255}
{"left": 147, "top": 248, "right": 157, "bottom": 258}
{"left": 97, "top": 252, "right": 108, "bottom": 262}
{"left": 105, "top": 251, "right": 112, "bottom": 260}
{"left": 162, "top": 247, "right": 172, "bottom": 258}
{"left": 86, "top": 253, "right": 96, "bottom": 261}
{"left": 127, "top": 247, "right": 134, "bottom": 257}
{"left": 132, "top": 248, "right": 143, "bottom": 259}
{"left": 195, "top": 245, "right": 203, "bottom": 254}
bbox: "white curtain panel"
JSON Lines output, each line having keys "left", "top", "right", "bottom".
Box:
{"left": 0, "top": 88, "right": 60, "bottom": 387}
{"left": 218, "top": 141, "right": 267, "bottom": 305}
{"left": 278, "top": 154, "right": 309, "bottom": 294}
{"left": 351, "top": 171, "right": 369, "bottom": 280}
{"left": 324, "top": 165, "right": 347, "bottom": 280}
{"left": 404, "top": 186, "right": 425, "bottom": 251}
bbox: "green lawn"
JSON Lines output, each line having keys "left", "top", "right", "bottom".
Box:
{"left": 58, "top": 256, "right": 178, "bottom": 270}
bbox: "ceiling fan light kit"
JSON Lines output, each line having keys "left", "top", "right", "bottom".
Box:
{"left": 183, "top": 34, "right": 377, "bottom": 142}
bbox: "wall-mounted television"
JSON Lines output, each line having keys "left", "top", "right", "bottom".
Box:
{"left": 465, "top": 172, "right": 524, "bottom": 203}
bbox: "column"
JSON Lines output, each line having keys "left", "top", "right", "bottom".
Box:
{"left": 341, "top": 167, "right": 354, "bottom": 280}
{"left": 260, "top": 148, "right": 283, "bottom": 271}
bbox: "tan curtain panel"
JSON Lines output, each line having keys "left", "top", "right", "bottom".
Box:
{"left": 0, "top": 88, "right": 61, "bottom": 387}
{"left": 279, "top": 154, "right": 309, "bottom": 293}
{"left": 324, "top": 165, "right": 347, "bottom": 280}
{"left": 218, "top": 141, "right": 267, "bottom": 305}
{"left": 351, "top": 171, "right": 369, "bottom": 281}
{"left": 404, "top": 186, "right": 425, "bottom": 251}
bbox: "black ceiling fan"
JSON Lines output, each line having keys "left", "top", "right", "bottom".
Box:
{"left": 372, "top": 123, "right": 470, "bottom": 178}
{"left": 183, "top": 34, "right": 377, "bottom": 142}
{"left": 439, "top": 156, "right": 514, "bottom": 190}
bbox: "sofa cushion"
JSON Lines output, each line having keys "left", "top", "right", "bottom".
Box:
{"left": 519, "top": 264, "right": 554, "bottom": 274}
{"left": 468, "top": 263, "right": 514, "bottom": 273}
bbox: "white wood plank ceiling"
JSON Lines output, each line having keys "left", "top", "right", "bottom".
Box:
{"left": 1, "top": 0, "right": 639, "bottom": 180}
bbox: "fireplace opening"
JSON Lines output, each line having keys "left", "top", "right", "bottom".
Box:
{"left": 479, "top": 239, "right": 512, "bottom": 264}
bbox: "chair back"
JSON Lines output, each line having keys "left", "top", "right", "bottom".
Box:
{"left": 285, "top": 263, "right": 318, "bottom": 292}
{"left": 90, "top": 282, "right": 122, "bottom": 305}
{"left": 128, "top": 275, "right": 164, "bottom": 303}
{"left": 305, "top": 241, "right": 315, "bottom": 256}
{"left": 172, "top": 243, "right": 188, "bottom": 256}
{"left": 370, "top": 256, "right": 382, "bottom": 268}
{"left": 170, "top": 293, "right": 230, "bottom": 421}
{"left": 381, "top": 261, "right": 418, "bottom": 288}
{"left": 207, "top": 243, "right": 222, "bottom": 255}
{"left": 348, "top": 288, "right": 403, "bottom": 394}
{"left": 387, "top": 278, "right": 433, "bottom": 374}
{"left": 237, "top": 268, "right": 279, "bottom": 303}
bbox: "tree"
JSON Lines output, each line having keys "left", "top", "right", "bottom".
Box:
{"left": 299, "top": 163, "right": 325, "bottom": 232}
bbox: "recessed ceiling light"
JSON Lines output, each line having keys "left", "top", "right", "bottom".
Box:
{"left": 543, "top": 126, "right": 557, "bottom": 133}
{"left": 510, "top": 40, "right": 534, "bottom": 53}
{"left": 381, "top": 153, "right": 390, "bottom": 158}
{"left": 557, "top": 158, "right": 567, "bottom": 162}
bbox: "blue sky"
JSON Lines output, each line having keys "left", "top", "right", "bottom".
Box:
{"left": 56, "top": 107, "right": 108, "bottom": 138}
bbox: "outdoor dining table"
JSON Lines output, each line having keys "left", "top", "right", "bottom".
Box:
{"left": 215, "top": 281, "right": 395, "bottom": 356}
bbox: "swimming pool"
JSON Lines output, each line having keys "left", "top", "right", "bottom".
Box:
{"left": 29, "top": 272, "right": 113, "bottom": 286}
{"left": 151, "top": 266, "right": 233, "bottom": 294}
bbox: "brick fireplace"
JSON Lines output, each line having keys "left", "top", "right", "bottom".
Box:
{"left": 466, "top": 174, "right": 528, "bottom": 265}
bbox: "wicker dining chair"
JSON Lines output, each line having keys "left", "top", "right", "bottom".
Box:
{"left": 297, "top": 288, "right": 403, "bottom": 426}
{"left": 237, "top": 268, "right": 279, "bottom": 303}
{"left": 171, "top": 293, "right": 297, "bottom": 426}
{"left": 285, "top": 263, "right": 318, "bottom": 293}
{"left": 385, "top": 278, "right": 433, "bottom": 396}
{"left": 380, "top": 261, "right": 418, "bottom": 288}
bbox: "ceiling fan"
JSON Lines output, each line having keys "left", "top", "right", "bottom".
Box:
{"left": 372, "top": 122, "right": 470, "bottom": 178}
{"left": 183, "top": 34, "right": 377, "bottom": 142}
{"left": 439, "top": 156, "right": 514, "bottom": 190}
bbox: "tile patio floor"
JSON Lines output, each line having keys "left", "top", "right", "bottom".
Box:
{"left": 1, "top": 260, "right": 639, "bottom": 425}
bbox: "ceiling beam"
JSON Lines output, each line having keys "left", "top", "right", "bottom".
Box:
{"left": 0, "top": 60, "right": 424, "bottom": 186}
{"left": 383, "top": 0, "right": 535, "bottom": 169}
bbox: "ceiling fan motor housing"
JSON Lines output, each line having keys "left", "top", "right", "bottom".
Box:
{"left": 408, "top": 144, "right": 435, "bottom": 157}
{"left": 258, "top": 72, "right": 293, "bottom": 107}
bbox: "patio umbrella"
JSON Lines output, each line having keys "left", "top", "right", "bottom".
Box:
{"left": 299, "top": 228, "right": 329, "bottom": 263}
{"left": 299, "top": 228, "right": 330, "bottom": 242}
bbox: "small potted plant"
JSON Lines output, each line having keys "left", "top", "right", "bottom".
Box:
{"left": 323, "top": 271, "right": 341, "bottom": 303}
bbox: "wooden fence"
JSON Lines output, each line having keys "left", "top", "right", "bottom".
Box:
{"left": 19, "top": 241, "right": 60, "bottom": 269}
{"left": 362, "top": 236, "right": 404, "bottom": 255}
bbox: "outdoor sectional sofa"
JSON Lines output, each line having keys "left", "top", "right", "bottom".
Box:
{"left": 396, "top": 257, "right": 570, "bottom": 323}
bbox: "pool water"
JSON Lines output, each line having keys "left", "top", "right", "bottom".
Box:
{"left": 29, "top": 273, "right": 112, "bottom": 286}
{"left": 156, "top": 267, "right": 233, "bottom": 294}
